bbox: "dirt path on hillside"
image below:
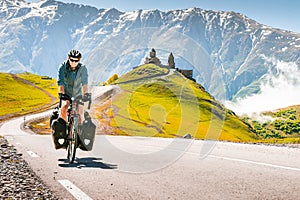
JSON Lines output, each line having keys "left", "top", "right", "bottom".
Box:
{"left": 0, "top": 74, "right": 57, "bottom": 122}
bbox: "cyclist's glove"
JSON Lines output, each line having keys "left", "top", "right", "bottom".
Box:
{"left": 59, "top": 93, "right": 70, "bottom": 100}
{"left": 82, "top": 93, "right": 91, "bottom": 102}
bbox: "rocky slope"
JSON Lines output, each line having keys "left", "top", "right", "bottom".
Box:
{"left": 0, "top": 137, "right": 57, "bottom": 199}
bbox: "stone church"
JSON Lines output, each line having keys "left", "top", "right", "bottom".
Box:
{"left": 144, "top": 48, "right": 194, "bottom": 80}
{"left": 144, "top": 48, "right": 161, "bottom": 65}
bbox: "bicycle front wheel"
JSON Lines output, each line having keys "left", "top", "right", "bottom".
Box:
{"left": 67, "top": 126, "right": 78, "bottom": 163}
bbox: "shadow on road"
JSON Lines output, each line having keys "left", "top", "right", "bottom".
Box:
{"left": 58, "top": 157, "right": 118, "bottom": 169}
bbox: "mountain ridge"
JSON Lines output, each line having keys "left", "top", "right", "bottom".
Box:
{"left": 1, "top": 0, "right": 299, "bottom": 102}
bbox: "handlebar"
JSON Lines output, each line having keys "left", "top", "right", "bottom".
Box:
{"left": 58, "top": 93, "right": 92, "bottom": 109}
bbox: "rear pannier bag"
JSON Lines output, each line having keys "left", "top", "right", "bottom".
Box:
{"left": 51, "top": 118, "right": 67, "bottom": 149}
{"left": 79, "top": 111, "right": 96, "bottom": 151}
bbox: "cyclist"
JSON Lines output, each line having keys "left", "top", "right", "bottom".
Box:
{"left": 51, "top": 49, "right": 90, "bottom": 149}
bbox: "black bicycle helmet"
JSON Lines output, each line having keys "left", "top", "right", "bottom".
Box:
{"left": 68, "top": 49, "right": 82, "bottom": 58}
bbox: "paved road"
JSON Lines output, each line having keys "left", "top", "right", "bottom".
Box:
{"left": 1, "top": 86, "right": 300, "bottom": 199}
{"left": 1, "top": 121, "right": 300, "bottom": 199}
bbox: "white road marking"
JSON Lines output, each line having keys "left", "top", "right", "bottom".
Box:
{"left": 58, "top": 179, "right": 93, "bottom": 200}
{"left": 209, "top": 155, "right": 300, "bottom": 172}
{"left": 26, "top": 151, "right": 39, "bottom": 158}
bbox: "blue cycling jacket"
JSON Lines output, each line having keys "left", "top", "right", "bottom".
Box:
{"left": 57, "top": 61, "right": 88, "bottom": 98}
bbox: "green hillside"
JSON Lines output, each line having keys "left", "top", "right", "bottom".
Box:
{"left": 0, "top": 72, "right": 57, "bottom": 119}
{"left": 96, "top": 64, "right": 258, "bottom": 142}
{"left": 2, "top": 68, "right": 297, "bottom": 145}
{"left": 243, "top": 105, "right": 300, "bottom": 144}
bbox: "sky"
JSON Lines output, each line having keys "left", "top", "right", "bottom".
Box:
{"left": 26, "top": 0, "right": 300, "bottom": 34}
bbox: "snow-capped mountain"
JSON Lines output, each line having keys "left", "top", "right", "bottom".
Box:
{"left": 1, "top": 0, "right": 300, "bottom": 102}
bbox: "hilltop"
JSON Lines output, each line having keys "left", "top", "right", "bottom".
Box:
{"left": 95, "top": 64, "right": 258, "bottom": 142}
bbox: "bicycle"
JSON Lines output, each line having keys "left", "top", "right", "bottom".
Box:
{"left": 59, "top": 93, "right": 92, "bottom": 163}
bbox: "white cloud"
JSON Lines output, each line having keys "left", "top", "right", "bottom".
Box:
{"left": 225, "top": 59, "right": 300, "bottom": 117}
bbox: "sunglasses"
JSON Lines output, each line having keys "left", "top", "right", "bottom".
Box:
{"left": 69, "top": 58, "right": 80, "bottom": 63}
